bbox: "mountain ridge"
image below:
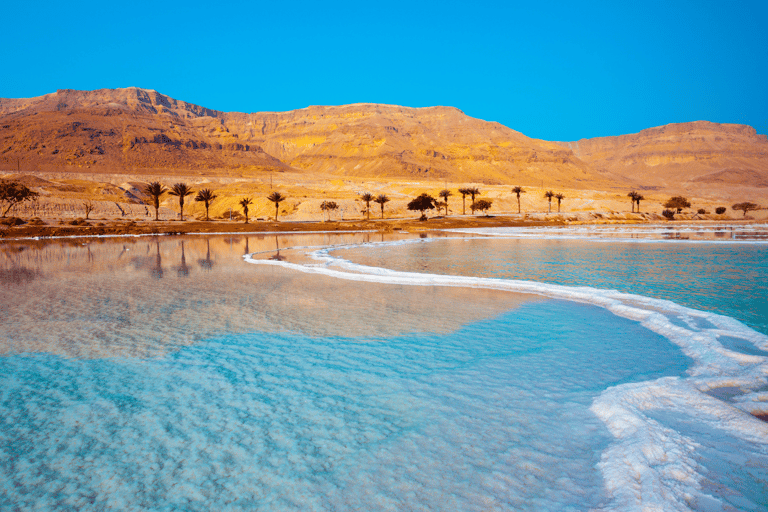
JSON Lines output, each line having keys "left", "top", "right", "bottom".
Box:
{"left": 2, "top": 88, "right": 767, "bottom": 195}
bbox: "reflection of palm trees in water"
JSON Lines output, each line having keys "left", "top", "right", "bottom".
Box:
{"left": 198, "top": 239, "right": 214, "bottom": 270}
{"left": 150, "top": 241, "right": 163, "bottom": 279}
{"left": 177, "top": 240, "right": 190, "bottom": 277}
{"left": 269, "top": 235, "right": 285, "bottom": 261}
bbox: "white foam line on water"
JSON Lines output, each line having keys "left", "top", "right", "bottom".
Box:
{"left": 244, "top": 238, "right": 768, "bottom": 512}
{"left": 445, "top": 225, "right": 768, "bottom": 244}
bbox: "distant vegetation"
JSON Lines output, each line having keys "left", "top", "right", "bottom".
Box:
{"left": 143, "top": 182, "right": 167, "bottom": 221}
{"left": 267, "top": 192, "right": 287, "bottom": 221}
{"left": 662, "top": 209, "right": 676, "bottom": 220}
{"left": 374, "top": 194, "right": 390, "bottom": 219}
{"left": 512, "top": 186, "right": 525, "bottom": 214}
{"left": 555, "top": 193, "right": 565, "bottom": 213}
{"left": 320, "top": 200, "right": 338, "bottom": 221}
{"left": 664, "top": 196, "right": 691, "bottom": 214}
{"left": 195, "top": 188, "right": 217, "bottom": 221}
{"left": 407, "top": 193, "right": 437, "bottom": 220}
{"left": 82, "top": 200, "right": 95, "bottom": 220}
{"left": 359, "top": 193, "right": 374, "bottom": 220}
{"left": 0, "top": 181, "right": 39, "bottom": 218}
{"left": 472, "top": 199, "right": 493, "bottom": 216}
{"left": 239, "top": 197, "right": 253, "bottom": 223}
{"left": 628, "top": 191, "right": 644, "bottom": 213}
{"left": 438, "top": 189, "right": 452, "bottom": 215}
{"left": 716, "top": 207, "right": 726, "bottom": 214}
{"left": 732, "top": 202, "right": 760, "bottom": 217}
{"left": 544, "top": 191, "right": 555, "bottom": 213}
{"left": 169, "top": 183, "right": 194, "bottom": 221}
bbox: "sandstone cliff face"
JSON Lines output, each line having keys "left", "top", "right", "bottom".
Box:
{"left": 559, "top": 121, "right": 768, "bottom": 190}
{"left": 217, "top": 104, "right": 607, "bottom": 187}
{"left": 0, "top": 88, "right": 289, "bottom": 174}
{"left": 2, "top": 89, "right": 767, "bottom": 196}
{"left": 0, "top": 88, "right": 611, "bottom": 188}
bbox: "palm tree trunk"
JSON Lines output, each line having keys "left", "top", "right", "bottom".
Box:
{"left": 462, "top": 196, "right": 466, "bottom": 215}
{"left": 517, "top": 196, "right": 521, "bottom": 214}
{"left": 275, "top": 204, "right": 279, "bottom": 221}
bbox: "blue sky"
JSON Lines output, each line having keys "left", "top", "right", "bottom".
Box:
{"left": 3, "top": 0, "right": 766, "bottom": 141}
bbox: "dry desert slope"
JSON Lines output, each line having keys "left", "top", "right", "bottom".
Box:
{"left": 1, "top": 88, "right": 766, "bottom": 224}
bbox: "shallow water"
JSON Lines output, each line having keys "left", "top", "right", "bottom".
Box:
{"left": 337, "top": 229, "right": 768, "bottom": 335}
{"left": 1, "top": 229, "right": 767, "bottom": 511}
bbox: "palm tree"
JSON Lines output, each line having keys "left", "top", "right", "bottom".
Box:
{"left": 628, "top": 191, "right": 639, "bottom": 213}
{"left": 195, "top": 188, "right": 217, "bottom": 221}
{"left": 544, "top": 190, "right": 555, "bottom": 213}
{"left": 438, "top": 189, "right": 452, "bottom": 215}
{"left": 143, "top": 181, "right": 167, "bottom": 221}
{"left": 360, "top": 192, "right": 374, "bottom": 220}
{"left": 468, "top": 187, "right": 480, "bottom": 214}
{"left": 374, "top": 194, "right": 390, "bottom": 219}
{"left": 512, "top": 186, "right": 525, "bottom": 214}
{"left": 555, "top": 193, "right": 565, "bottom": 212}
{"left": 458, "top": 187, "right": 472, "bottom": 215}
{"left": 169, "top": 183, "right": 194, "bottom": 221}
{"left": 635, "top": 193, "right": 644, "bottom": 213}
{"left": 267, "top": 191, "right": 287, "bottom": 221}
{"left": 239, "top": 197, "right": 253, "bottom": 223}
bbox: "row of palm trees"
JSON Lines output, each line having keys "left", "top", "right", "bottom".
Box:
{"left": 627, "top": 191, "right": 645, "bottom": 212}
{"left": 238, "top": 192, "right": 287, "bottom": 223}
{"left": 143, "top": 182, "right": 217, "bottom": 221}
{"left": 143, "top": 180, "right": 577, "bottom": 223}
{"left": 143, "top": 181, "right": 288, "bottom": 222}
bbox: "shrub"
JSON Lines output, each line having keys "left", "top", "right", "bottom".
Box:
{"left": 68, "top": 218, "right": 89, "bottom": 226}
{"left": 0, "top": 216, "right": 25, "bottom": 226}
{"left": 662, "top": 209, "right": 675, "bottom": 220}
{"left": 664, "top": 196, "right": 691, "bottom": 213}
{"left": 697, "top": 209, "right": 706, "bottom": 214}
{"left": 732, "top": 202, "right": 760, "bottom": 217}
{"left": 715, "top": 207, "right": 726, "bottom": 214}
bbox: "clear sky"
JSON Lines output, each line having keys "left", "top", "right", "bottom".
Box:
{"left": 3, "top": 0, "right": 766, "bottom": 141}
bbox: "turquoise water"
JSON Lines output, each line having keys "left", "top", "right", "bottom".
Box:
{"left": 0, "top": 301, "right": 688, "bottom": 510}
{"left": 336, "top": 235, "right": 768, "bottom": 335}
{"left": 1, "top": 230, "right": 767, "bottom": 510}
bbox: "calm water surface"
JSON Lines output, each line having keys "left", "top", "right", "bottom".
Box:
{"left": 1, "top": 229, "right": 766, "bottom": 511}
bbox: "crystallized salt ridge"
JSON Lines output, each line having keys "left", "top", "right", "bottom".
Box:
{"left": 244, "top": 237, "right": 768, "bottom": 512}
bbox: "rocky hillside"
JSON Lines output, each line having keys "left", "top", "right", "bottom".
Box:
{"left": 0, "top": 88, "right": 611, "bottom": 188}
{"left": 1, "top": 88, "right": 767, "bottom": 197}
{"left": 559, "top": 121, "right": 768, "bottom": 193}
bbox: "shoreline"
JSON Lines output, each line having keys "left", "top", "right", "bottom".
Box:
{"left": 2, "top": 214, "right": 765, "bottom": 241}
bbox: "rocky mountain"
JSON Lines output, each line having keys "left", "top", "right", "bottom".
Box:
{"left": 559, "top": 121, "right": 768, "bottom": 192}
{"left": 0, "top": 88, "right": 610, "bottom": 188}
{"left": 0, "top": 88, "right": 289, "bottom": 175}
{"left": 1, "top": 88, "right": 767, "bottom": 196}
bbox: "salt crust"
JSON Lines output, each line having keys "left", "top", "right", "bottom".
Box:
{"left": 245, "top": 235, "right": 768, "bottom": 512}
